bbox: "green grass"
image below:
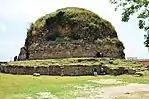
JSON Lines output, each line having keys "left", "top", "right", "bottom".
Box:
{"left": 0, "top": 73, "right": 92, "bottom": 99}
{"left": 1, "top": 73, "right": 149, "bottom": 99}
{"left": 8, "top": 58, "right": 142, "bottom": 68}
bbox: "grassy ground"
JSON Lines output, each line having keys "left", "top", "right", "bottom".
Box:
{"left": 1, "top": 73, "right": 149, "bottom": 99}
{"left": 2, "top": 58, "right": 149, "bottom": 98}
{"left": 8, "top": 58, "right": 142, "bottom": 68}
{"left": 0, "top": 73, "right": 93, "bottom": 99}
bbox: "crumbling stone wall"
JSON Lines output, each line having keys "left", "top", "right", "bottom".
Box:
{"left": 0, "top": 65, "right": 135, "bottom": 76}
{"left": 18, "top": 40, "right": 125, "bottom": 60}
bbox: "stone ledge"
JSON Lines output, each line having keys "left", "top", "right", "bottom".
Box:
{"left": 0, "top": 65, "right": 136, "bottom": 76}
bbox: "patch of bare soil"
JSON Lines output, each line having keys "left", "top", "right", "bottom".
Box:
{"left": 88, "top": 79, "right": 124, "bottom": 84}
{"left": 101, "top": 83, "right": 149, "bottom": 99}
{"left": 115, "top": 91, "right": 149, "bottom": 99}
{"left": 73, "top": 79, "right": 149, "bottom": 99}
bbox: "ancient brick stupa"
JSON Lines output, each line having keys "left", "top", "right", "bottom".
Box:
{"left": 18, "top": 7, "right": 125, "bottom": 60}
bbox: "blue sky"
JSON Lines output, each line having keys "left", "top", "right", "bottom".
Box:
{"left": 0, "top": 0, "right": 148, "bottom": 61}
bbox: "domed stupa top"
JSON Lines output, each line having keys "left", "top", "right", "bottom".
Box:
{"left": 18, "top": 7, "right": 125, "bottom": 60}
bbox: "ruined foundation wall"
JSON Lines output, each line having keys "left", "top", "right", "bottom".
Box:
{"left": 0, "top": 65, "right": 135, "bottom": 76}
{"left": 19, "top": 41, "right": 125, "bottom": 60}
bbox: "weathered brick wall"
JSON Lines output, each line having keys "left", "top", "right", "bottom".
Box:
{"left": 18, "top": 40, "right": 124, "bottom": 60}
{"left": 139, "top": 60, "right": 149, "bottom": 66}
{"left": 0, "top": 65, "right": 135, "bottom": 76}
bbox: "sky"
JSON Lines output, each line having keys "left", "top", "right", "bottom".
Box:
{"left": 0, "top": 0, "right": 148, "bottom": 61}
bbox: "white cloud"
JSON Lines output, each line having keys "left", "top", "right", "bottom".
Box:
{"left": 0, "top": 23, "right": 7, "bottom": 34}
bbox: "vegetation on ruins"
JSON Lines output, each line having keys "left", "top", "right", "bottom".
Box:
{"left": 26, "top": 7, "right": 118, "bottom": 42}
{"left": 8, "top": 58, "right": 141, "bottom": 68}
{"left": 32, "top": 7, "right": 116, "bottom": 34}
{"left": 18, "top": 7, "right": 125, "bottom": 60}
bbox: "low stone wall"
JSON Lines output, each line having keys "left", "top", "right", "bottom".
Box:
{"left": 0, "top": 65, "right": 136, "bottom": 76}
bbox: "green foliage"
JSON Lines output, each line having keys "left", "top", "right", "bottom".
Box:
{"left": 109, "top": 0, "right": 149, "bottom": 47}
{"left": 34, "top": 11, "right": 58, "bottom": 29}
{"left": 95, "top": 37, "right": 124, "bottom": 49}
{"left": 30, "top": 7, "right": 116, "bottom": 38}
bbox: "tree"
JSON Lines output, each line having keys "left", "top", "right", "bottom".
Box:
{"left": 109, "top": 0, "right": 149, "bottom": 47}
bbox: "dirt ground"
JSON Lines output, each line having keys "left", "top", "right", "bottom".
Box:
{"left": 100, "top": 83, "right": 149, "bottom": 99}
{"left": 73, "top": 79, "right": 149, "bottom": 99}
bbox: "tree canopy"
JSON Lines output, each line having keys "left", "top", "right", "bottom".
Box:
{"left": 109, "top": 0, "right": 149, "bottom": 47}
